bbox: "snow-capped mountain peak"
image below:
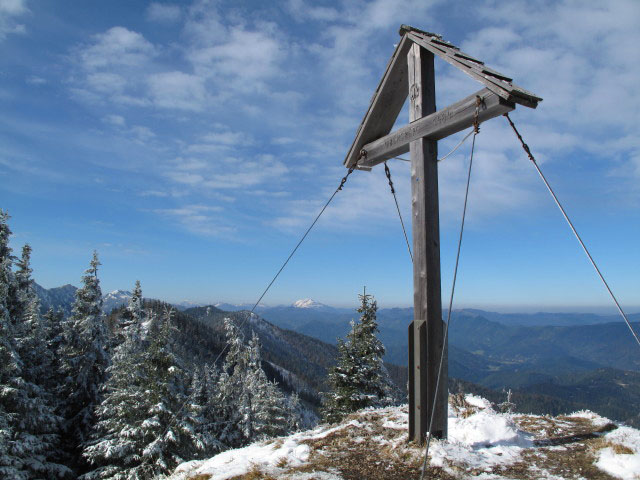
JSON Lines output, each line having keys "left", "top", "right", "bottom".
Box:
{"left": 292, "top": 298, "right": 324, "bottom": 309}
{"left": 102, "top": 290, "right": 132, "bottom": 313}
{"left": 105, "top": 289, "right": 131, "bottom": 299}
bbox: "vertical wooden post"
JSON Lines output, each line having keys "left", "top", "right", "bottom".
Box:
{"left": 407, "top": 43, "right": 448, "bottom": 443}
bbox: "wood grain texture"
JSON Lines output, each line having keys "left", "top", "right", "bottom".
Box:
{"left": 359, "top": 88, "right": 514, "bottom": 168}
{"left": 408, "top": 43, "right": 447, "bottom": 442}
{"left": 343, "top": 35, "right": 411, "bottom": 169}
{"left": 407, "top": 30, "right": 541, "bottom": 109}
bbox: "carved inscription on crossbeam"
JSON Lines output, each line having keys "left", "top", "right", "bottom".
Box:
{"left": 356, "top": 88, "right": 514, "bottom": 169}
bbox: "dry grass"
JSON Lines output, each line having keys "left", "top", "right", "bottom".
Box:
{"left": 286, "top": 407, "right": 457, "bottom": 480}
{"left": 592, "top": 437, "right": 635, "bottom": 455}
{"left": 185, "top": 405, "right": 629, "bottom": 480}
{"left": 498, "top": 414, "right": 622, "bottom": 480}
{"left": 228, "top": 463, "right": 277, "bottom": 480}
{"left": 611, "top": 443, "right": 634, "bottom": 455}
{"left": 449, "top": 392, "right": 479, "bottom": 419}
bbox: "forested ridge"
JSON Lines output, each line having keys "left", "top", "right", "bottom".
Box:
{"left": 0, "top": 210, "right": 406, "bottom": 479}
{"left": 0, "top": 211, "right": 308, "bottom": 478}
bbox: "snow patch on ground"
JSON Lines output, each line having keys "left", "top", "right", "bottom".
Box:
{"left": 596, "top": 426, "right": 640, "bottom": 480}
{"left": 569, "top": 409, "right": 612, "bottom": 428}
{"left": 174, "top": 436, "right": 310, "bottom": 480}
{"left": 171, "top": 396, "right": 640, "bottom": 480}
{"left": 427, "top": 396, "right": 532, "bottom": 472}
{"left": 464, "top": 393, "right": 493, "bottom": 410}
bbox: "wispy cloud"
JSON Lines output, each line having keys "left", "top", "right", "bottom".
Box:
{"left": 147, "top": 71, "right": 208, "bottom": 111}
{"left": 102, "top": 114, "right": 125, "bottom": 127}
{"left": 0, "top": 0, "right": 29, "bottom": 42}
{"left": 153, "top": 204, "right": 235, "bottom": 237}
{"left": 145, "top": 3, "right": 182, "bottom": 24}
{"left": 58, "top": 0, "right": 640, "bottom": 239}
{"left": 286, "top": 0, "right": 339, "bottom": 22}
{"left": 165, "top": 153, "right": 288, "bottom": 191}
{"left": 79, "top": 26, "right": 156, "bottom": 70}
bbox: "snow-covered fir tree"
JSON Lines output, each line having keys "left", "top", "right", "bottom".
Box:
{"left": 216, "top": 318, "right": 251, "bottom": 448}
{"left": 83, "top": 306, "right": 204, "bottom": 479}
{"left": 58, "top": 251, "right": 111, "bottom": 465}
{"left": 81, "top": 286, "right": 148, "bottom": 479}
{"left": 119, "top": 279, "right": 143, "bottom": 336}
{"left": 14, "top": 245, "right": 54, "bottom": 385}
{"left": 44, "top": 307, "right": 66, "bottom": 387}
{"left": 0, "top": 211, "right": 69, "bottom": 479}
{"left": 216, "top": 319, "right": 298, "bottom": 447}
{"left": 285, "top": 392, "right": 303, "bottom": 433}
{"left": 246, "top": 331, "right": 290, "bottom": 439}
{"left": 322, "top": 291, "right": 397, "bottom": 423}
{"left": 189, "top": 364, "right": 224, "bottom": 457}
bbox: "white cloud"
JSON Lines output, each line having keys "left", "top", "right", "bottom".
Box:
{"left": 79, "top": 27, "right": 156, "bottom": 71}
{"left": 153, "top": 203, "right": 235, "bottom": 237}
{"left": 272, "top": 137, "right": 296, "bottom": 146}
{"left": 58, "top": 0, "right": 640, "bottom": 240}
{"left": 166, "top": 171, "right": 204, "bottom": 186}
{"left": 102, "top": 114, "right": 126, "bottom": 126}
{"left": 26, "top": 75, "right": 45, "bottom": 85}
{"left": 186, "top": 129, "right": 253, "bottom": 153}
{"left": 131, "top": 125, "right": 155, "bottom": 141}
{"left": 71, "top": 26, "right": 158, "bottom": 106}
{"left": 0, "top": 0, "right": 28, "bottom": 42}
{"left": 463, "top": 0, "right": 640, "bottom": 184}
{"left": 164, "top": 152, "right": 288, "bottom": 192}
{"left": 147, "top": 71, "right": 208, "bottom": 111}
{"left": 187, "top": 26, "right": 283, "bottom": 90}
{"left": 86, "top": 72, "right": 127, "bottom": 94}
{"left": 287, "top": 0, "right": 338, "bottom": 22}
{"left": 183, "top": 0, "right": 226, "bottom": 46}
{"left": 146, "top": 3, "right": 181, "bottom": 23}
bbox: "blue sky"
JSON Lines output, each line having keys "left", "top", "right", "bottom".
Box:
{"left": 1, "top": 0, "right": 639, "bottom": 311}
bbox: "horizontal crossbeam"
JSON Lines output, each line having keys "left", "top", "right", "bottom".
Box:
{"left": 354, "top": 88, "right": 514, "bottom": 169}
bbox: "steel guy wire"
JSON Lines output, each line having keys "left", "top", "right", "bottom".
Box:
{"left": 384, "top": 161, "right": 413, "bottom": 262}
{"left": 392, "top": 128, "right": 474, "bottom": 164}
{"left": 157, "top": 161, "right": 360, "bottom": 446}
{"left": 420, "top": 98, "right": 483, "bottom": 480}
{"left": 504, "top": 112, "right": 640, "bottom": 350}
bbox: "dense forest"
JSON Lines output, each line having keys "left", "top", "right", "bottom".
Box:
{"left": 0, "top": 210, "right": 403, "bottom": 479}
{"left": 0, "top": 210, "right": 306, "bottom": 478}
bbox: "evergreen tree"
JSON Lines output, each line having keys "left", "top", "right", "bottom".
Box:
{"left": 285, "top": 392, "right": 303, "bottom": 433}
{"left": 58, "top": 251, "right": 111, "bottom": 465}
{"left": 216, "top": 321, "right": 294, "bottom": 446}
{"left": 0, "top": 211, "right": 69, "bottom": 478}
{"left": 14, "top": 245, "right": 52, "bottom": 385}
{"left": 44, "top": 307, "right": 66, "bottom": 385}
{"left": 12, "top": 244, "right": 34, "bottom": 328}
{"left": 188, "top": 364, "right": 223, "bottom": 457}
{"left": 0, "top": 208, "right": 23, "bottom": 477}
{"left": 246, "top": 332, "right": 289, "bottom": 439}
{"left": 322, "top": 290, "right": 397, "bottom": 423}
{"left": 83, "top": 306, "right": 203, "bottom": 479}
{"left": 119, "top": 280, "right": 143, "bottom": 336}
{"left": 216, "top": 318, "right": 250, "bottom": 448}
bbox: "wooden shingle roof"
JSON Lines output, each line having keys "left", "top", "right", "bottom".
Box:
{"left": 343, "top": 25, "right": 542, "bottom": 169}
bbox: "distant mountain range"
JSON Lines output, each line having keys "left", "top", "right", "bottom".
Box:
{"left": 34, "top": 283, "right": 640, "bottom": 426}
{"left": 33, "top": 283, "right": 77, "bottom": 317}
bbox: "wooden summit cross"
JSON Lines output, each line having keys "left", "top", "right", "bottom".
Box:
{"left": 343, "top": 25, "right": 541, "bottom": 443}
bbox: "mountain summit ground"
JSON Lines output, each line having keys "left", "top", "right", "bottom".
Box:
{"left": 170, "top": 394, "right": 640, "bottom": 480}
